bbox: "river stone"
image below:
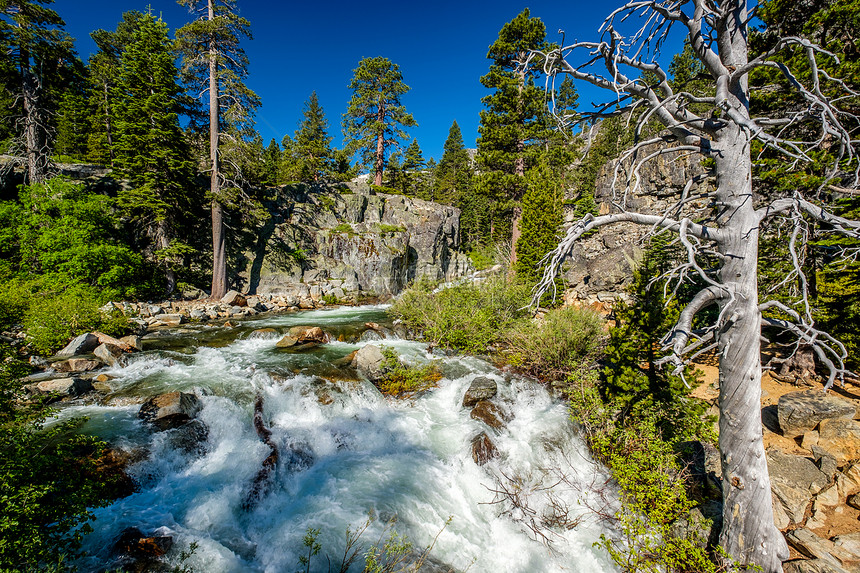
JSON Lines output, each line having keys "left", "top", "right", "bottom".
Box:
{"left": 55, "top": 332, "right": 99, "bottom": 358}
{"left": 138, "top": 391, "right": 202, "bottom": 431}
{"left": 778, "top": 390, "right": 856, "bottom": 437}
{"left": 471, "top": 431, "right": 499, "bottom": 466}
{"left": 94, "top": 331, "right": 135, "bottom": 352}
{"left": 221, "top": 290, "right": 247, "bottom": 307}
{"left": 288, "top": 326, "right": 328, "bottom": 343}
{"left": 25, "top": 377, "right": 93, "bottom": 398}
{"left": 462, "top": 377, "right": 497, "bottom": 408}
{"left": 817, "top": 418, "right": 860, "bottom": 465}
{"left": 94, "top": 342, "right": 127, "bottom": 367}
{"left": 160, "top": 314, "right": 183, "bottom": 327}
{"left": 53, "top": 358, "right": 101, "bottom": 373}
{"left": 275, "top": 335, "right": 298, "bottom": 348}
{"left": 470, "top": 400, "right": 508, "bottom": 430}
{"left": 768, "top": 449, "right": 829, "bottom": 524}
{"left": 113, "top": 526, "right": 174, "bottom": 558}
{"left": 352, "top": 345, "right": 385, "bottom": 381}
{"left": 120, "top": 335, "right": 143, "bottom": 351}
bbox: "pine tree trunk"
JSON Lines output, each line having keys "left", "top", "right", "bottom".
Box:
{"left": 208, "top": 0, "right": 227, "bottom": 300}
{"left": 510, "top": 65, "right": 526, "bottom": 269}
{"left": 21, "top": 50, "right": 46, "bottom": 184}
{"left": 374, "top": 132, "right": 384, "bottom": 186}
{"left": 714, "top": 131, "right": 789, "bottom": 573}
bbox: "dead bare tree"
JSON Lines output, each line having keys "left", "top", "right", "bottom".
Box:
{"left": 529, "top": 1, "right": 860, "bottom": 571}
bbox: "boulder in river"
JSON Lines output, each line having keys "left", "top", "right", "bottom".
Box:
{"left": 138, "top": 391, "right": 203, "bottom": 431}
{"left": 462, "top": 377, "right": 498, "bottom": 408}
{"left": 25, "top": 376, "right": 93, "bottom": 399}
{"left": 352, "top": 345, "right": 385, "bottom": 381}
{"left": 275, "top": 335, "right": 298, "bottom": 348}
{"left": 288, "top": 326, "right": 329, "bottom": 343}
{"left": 55, "top": 332, "right": 99, "bottom": 358}
{"left": 471, "top": 431, "right": 499, "bottom": 466}
{"left": 113, "top": 526, "right": 173, "bottom": 559}
{"left": 53, "top": 358, "right": 101, "bottom": 373}
{"left": 777, "top": 390, "right": 856, "bottom": 437}
{"left": 470, "top": 400, "right": 508, "bottom": 430}
{"left": 94, "top": 342, "right": 127, "bottom": 367}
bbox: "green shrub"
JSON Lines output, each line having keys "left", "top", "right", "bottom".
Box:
{"left": 506, "top": 306, "right": 606, "bottom": 380}
{"left": 467, "top": 244, "right": 497, "bottom": 271}
{"left": 389, "top": 275, "right": 531, "bottom": 354}
{"left": 322, "top": 293, "right": 339, "bottom": 305}
{"left": 568, "top": 382, "right": 720, "bottom": 573}
{"left": 23, "top": 283, "right": 131, "bottom": 355}
{"left": 0, "top": 344, "right": 116, "bottom": 571}
{"left": 377, "top": 224, "right": 405, "bottom": 237}
{"left": 376, "top": 347, "right": 441, "bottom": 396}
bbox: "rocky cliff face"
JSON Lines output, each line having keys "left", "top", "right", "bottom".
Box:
{"left": 561, "top": 146, "right": 711, "bottom": 305}
{"left": 238, "top": 182, "right": 472, "bottom": 298}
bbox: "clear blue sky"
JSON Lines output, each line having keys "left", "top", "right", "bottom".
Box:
{"left": 60, "top": 0, "right": 685, "bottom": 163}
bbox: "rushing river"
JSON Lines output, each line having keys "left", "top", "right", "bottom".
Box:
{"left": 55, "top": 305, "right": 618, "bottom": 573}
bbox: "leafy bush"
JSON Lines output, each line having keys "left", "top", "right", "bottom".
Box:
{"left": 22, "top": 283, "right": 131, "bottom": 355}
{"left": 377, "top": 224, "right": 405, "bottom": 236}
{"left": 331, "top": 223, "right": 357, "bottom": 236}
{"left": 376, "top": 347, "right": 441, "bottom": 396}
{"left": 506, "top": 306, "right": 606, "bottom": 380}
{"left": 568, "top": 382, "right": 721, "bottom": 573}
{"left": 0, "top": 344, "right": 116, "bottom": 571}
{"left": 389, "top": 275, "right": 531, "bottom": 354}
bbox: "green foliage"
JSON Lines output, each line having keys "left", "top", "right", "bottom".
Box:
{"left": 467, "top": 245, "right": 496, "bottom": 271}
{"left": 569, "top": 384, "right": 720, "bottom": 573}
{"left": 331, "top": 223, "right": 357, "bottom": 236}
{"left": 514, "top": 161, "right": 563, "bottom": 282}
{"left": 506, "top": 306, "right": 605, "bottom": 381}
{"left": 602, "top": 236, "right": 707, "bottom": 430}
{"left": 389, "top": 275, "right": 531, "bottom": 354}
{"left": 342, "top": 57, "right": 417, "bottom": 184}
{"left": 376, "top": 224, "right": 405, "bottom": 237}
{"left": 297, "top": 527, "right": 321, "bottom": 573}
{"left": 0, "top": 343, "right": 116, "bottom": 571}
{"left": 282, "top": 91, "right": 338, "bottom": 183}
{"left": 375, "top": 347, "right": 442, "bottom": 396}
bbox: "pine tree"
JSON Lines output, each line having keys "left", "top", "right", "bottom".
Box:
{"left": 85, "top": 10, "right": 147, "bottom": 166}
{"left": 176, "top": 0, "right": 259, "bottom": 299}
{"left": 54, "top": 86, "right": 89, "bottom": 160}
{"left": 291, "top": 91, "right": 335, "bottom": 182}
{"left": 112, "top": 12, "right": 196, "bottom": 295}
{"left": 342, "top": 56, "right": 417, "bottom": 186}
{"left": 0, "top": 0, "right": 76, "bottom": 183}
{"left": 262, "top": 138, "right": 280, "bottom": 186}
{"left": 435, "top": 121, "right": 471, "bottom": 204}
{"left": 402, "top": 138, "right": 425, "bottom": 196}
{"left": 475, "top": 8, "right": 551, "bottom": 262}
{"left": 514, "top": 161, "right": 562, "bottom": 282}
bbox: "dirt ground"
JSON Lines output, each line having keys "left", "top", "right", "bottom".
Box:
{"left": 690, "top": 361, "right": 860, "bottom": 540}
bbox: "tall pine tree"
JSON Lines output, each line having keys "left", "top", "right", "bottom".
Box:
{"left": 342, "top": 56, "right": 416, "bottom": 186}
{"left": 514, "top": 161, "right": 563, "bottom": 282}
{"left": 176, "top": 0, "right": 259, "bottom": 299}
{"left": 475, "top": 8, "right": 551, "bottom": 264}
{"left": 112, "top": 12, "right": 195, "bottom": 294}
{"left": 290, "top": 91, "right": 336, "bottom": 182}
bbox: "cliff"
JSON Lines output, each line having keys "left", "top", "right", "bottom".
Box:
{"left": 238, "top": 182, "right": 472, "bottom": 298}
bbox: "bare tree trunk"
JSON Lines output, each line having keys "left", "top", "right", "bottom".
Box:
{"left": 155, "top": 221, "right": 177, "bottom": 295}
{"left": 374, "top": 131, "right": 384, "bottom": 187}
{"left": 21, "top": 50, "right": 46, "bottom": 185}
{"left": 715, "top": 131, "right": 789, "bottom": 573}
{"left": 208, "top": 0, "right": 227, "bottom": 300}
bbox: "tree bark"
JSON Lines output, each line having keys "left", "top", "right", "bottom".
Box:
{"left": 712, "top": 12, "right": 790, "bottom": 566}
{"left": 208, "top": 0, "right": 227, "bottom": 300}
{"left": 21, "top": 48, "right": 46, "bottom": 185}
{"left": 374, "top": 124, "right": 384, "bottom": 186}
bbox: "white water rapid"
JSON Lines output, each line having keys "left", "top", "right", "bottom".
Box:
{"left": 58, "top": 305, "right": 618, "bottom": 573}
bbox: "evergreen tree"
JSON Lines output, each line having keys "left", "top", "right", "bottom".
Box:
{"left": 401, "top": 138, "right": 425, "bottom": 196}
{"left": 475, "top": 8, "right": 551, "bottom": 261}
{"left": 514, "top": 161, "right": 562, "bottom": 282}
{"left": 54, "top": 86, "right": 89, "bottom": 160}
{"left": 435, "top": 120, "right": 471, "bottom": 204}
{"left": 112, "top": 12, "right": 196, "bottom": 294}
{"left": 291, "top": 91, "right": 335, "bottom": 182}
{"left": 176, "top": 0, "right": 259, "bottom": 299}
{"left": 0, "top": 0, "right": 76, "bottom": 183}
{"left": 342, "top": 56, "right": 417, "bottom": 186}
{"left": 85, "top": 10, "right": 147, "bottom": 166}
{"left": 262, "top": 138, "right": 280, "bottom": 186}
